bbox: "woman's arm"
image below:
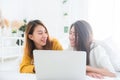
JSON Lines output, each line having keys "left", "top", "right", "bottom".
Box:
{"left": 86, "top": 71, "right": 104, "bottom": 79}
{"left": 89, "top": 44, "right": 116, "bottom": 77}
{"left": 86, "top": 65, "right": 116, "bottom": 77}
{"left": 20, "top": 54, "right": 35, "bottom": 73}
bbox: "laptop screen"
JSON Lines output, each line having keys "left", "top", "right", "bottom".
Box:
{"left": 33, "top": 50, "right": 86, "bottom": 80}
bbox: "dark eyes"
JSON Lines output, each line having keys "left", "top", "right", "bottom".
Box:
{"left": 69, "top": 31, "right": 73, "bottom": 34}
{"left": 38, "top": 33, "right": 42, "bottom": 34}
{"left": 38, "top": 32, "right": 47, "bottom": 34}
{"left": 69, "top": 31, "right": 75, "bottom": 35}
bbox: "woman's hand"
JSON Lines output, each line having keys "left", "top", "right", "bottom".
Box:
{"left": 87, "top": 71, "right": 104, "bottom": 79}
{"left": 97, "top": 68, "right": 116, "bottom": 77}
{"left": 86, "top": 66, "right": 116, "bottom": 77}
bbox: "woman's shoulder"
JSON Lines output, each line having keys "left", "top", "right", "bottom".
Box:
{"left": 50, "top": 37, "right": 63, "bottom": 50}
{"left": 90, "top": 40, "right": 104, "bottom": 50}
{"left": 90, "top": 40, "right": 107, "bottom": 54}
{"left": 90, "top": 40, "right": 109, "bottom": 56}
{"left": 50, "top": 37, "right": 59, "bottom": 43}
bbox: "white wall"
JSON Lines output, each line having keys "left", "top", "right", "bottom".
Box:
{"left": 1, "top": 0, "right": 24, "bottom": 20}
{"left": 62, "top": 0, "right": 88, "bottom": 49}
{"left": 69, "top": 0, "right": 88, "bottom": 23}
{"left": 88, "top": 0, "right": 114, "bottom": 40}
{"left": 0, "top": 0, "right": 88, "bottom": 49}
{"left": 88, "top": 0, "right": 120, "bottom": 49}
{"left": 112, "top": 0, "right": 120, "bottom": 45}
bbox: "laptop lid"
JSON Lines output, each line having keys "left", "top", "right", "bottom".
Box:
{"left": 33, "top": 50, "right": 86, "bottom": 80}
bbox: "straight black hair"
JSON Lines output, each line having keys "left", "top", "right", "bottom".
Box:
{"left": 70, "top": 20, "right": 93, "bottom": 65}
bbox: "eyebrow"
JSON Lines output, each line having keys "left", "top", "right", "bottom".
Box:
{"left": 37, "top": 30, "right": 47, "bottom": 32}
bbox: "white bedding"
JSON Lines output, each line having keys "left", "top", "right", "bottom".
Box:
{"left": 86, "top": 71, "right": 120, "bottom": 80}
{"left": 0, "top": 71, "right": 36, "bottom": 80}
{"left": 0, "top": 71, "right": 120, "bottom": 80}
{"left": 86, "top": 76, "right": 120, "bottom": 80}
{"left": 0, "top": 55, "right": 120, "bottom": 80}
{"left": 116, "top": 72, "right": 120, "bottom": 77}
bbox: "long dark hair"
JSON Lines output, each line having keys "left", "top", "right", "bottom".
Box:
{"left": 24, "top": 20, "right": 51, "bottom": 58}
{"left": 70, "top": 20, "right": 93, "bottom": 65}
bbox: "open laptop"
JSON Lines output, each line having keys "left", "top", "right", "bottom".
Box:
{"left": 33, "top": 50, "right": 86, "bottom": 80}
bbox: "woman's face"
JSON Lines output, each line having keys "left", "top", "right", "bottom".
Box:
{"left": 69, "top": 26, "right": 75, "bottom": 47}
{"left": 29, "top": 25, "right": 48, "bottom": 49}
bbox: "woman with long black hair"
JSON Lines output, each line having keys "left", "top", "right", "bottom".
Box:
{"left": 68, "top": 20, "right": 116, "bottom": 79}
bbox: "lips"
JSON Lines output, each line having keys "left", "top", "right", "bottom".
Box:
{"left": 70, "top": 41, "right": 75, "bottom": 44}
{"left": 70, "top": 38, "right": 75, "bottom": 42}
{"left": 70, "top": 38, "right": 75, "bottom": 43}
{"left": 71, "top": 42, "right": 74, "bottom": 45}
{"left": 41, "top": 40, "right": 46, "bottom": 43}
{"left": 41, "top": 38, "right": 47, "bottom": 43}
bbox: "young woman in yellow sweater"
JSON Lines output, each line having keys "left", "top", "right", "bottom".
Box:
{"left": 20, "top": 20, "right": 63, "bottom": 73}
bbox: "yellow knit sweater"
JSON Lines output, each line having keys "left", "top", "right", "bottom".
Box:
{"left": 20, "top": 38, "right": 63, "bottom": 73}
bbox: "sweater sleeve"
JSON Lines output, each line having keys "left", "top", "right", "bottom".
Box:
{"left": 90, "top": 45, "right": 115, "bottom": 73}
{"left": 20, "top": 54, "right": 35, "bottom": 73}
{"left": 51, "top": 38, "right": 63, "bottom": 50}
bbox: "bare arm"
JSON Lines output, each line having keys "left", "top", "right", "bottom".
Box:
{"left": 86, "top": 65, "right": 116, "bottom": 77}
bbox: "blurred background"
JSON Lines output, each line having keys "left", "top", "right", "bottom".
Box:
{"left": 0, "top": 1, "right": 120, "bottom": 79}
{"left": 0, "top": 0, "right": 120, "bottom": 58}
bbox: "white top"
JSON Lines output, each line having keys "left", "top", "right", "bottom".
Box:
{"left": 90, "top": 42, "right": 115, "bottom": 73}
{"left": 67, "top": 41, "right": 115, "bottom": 73}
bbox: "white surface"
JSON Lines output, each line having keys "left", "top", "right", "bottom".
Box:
{"left": 0, "top": 72, "right": 120, "bottom": 80}
{"left": 96, "top": 38, "right": 120, "bottom": 72}
{"left": 90, "top": 42, "right": 115, "bottom": 73}
{"left": 0, "top": 54, "right": 22, "bottom": 72}
{"left": 103, "top": 38, "right": 120, "bottom": 71}
{"left": 116, "top": 72, "right": 120, "bottom": 77}
{"left": 0, "top": 71, "right": 36, "bottom": 80}
{"left": 0, "top": 48, "right": 120, "bottom": 80}
{"left": 86, "top": 76, "right": 120, "bottom": 80}
{"left": 0, "top": 37, "right": 23, "bottom": 60}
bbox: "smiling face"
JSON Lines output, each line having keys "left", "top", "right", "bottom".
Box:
{"left": 69, "top": 26, "right": 75, "bottom": 47}
{"left": 28, "top": 25, "right": 48, "bottom": 49}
